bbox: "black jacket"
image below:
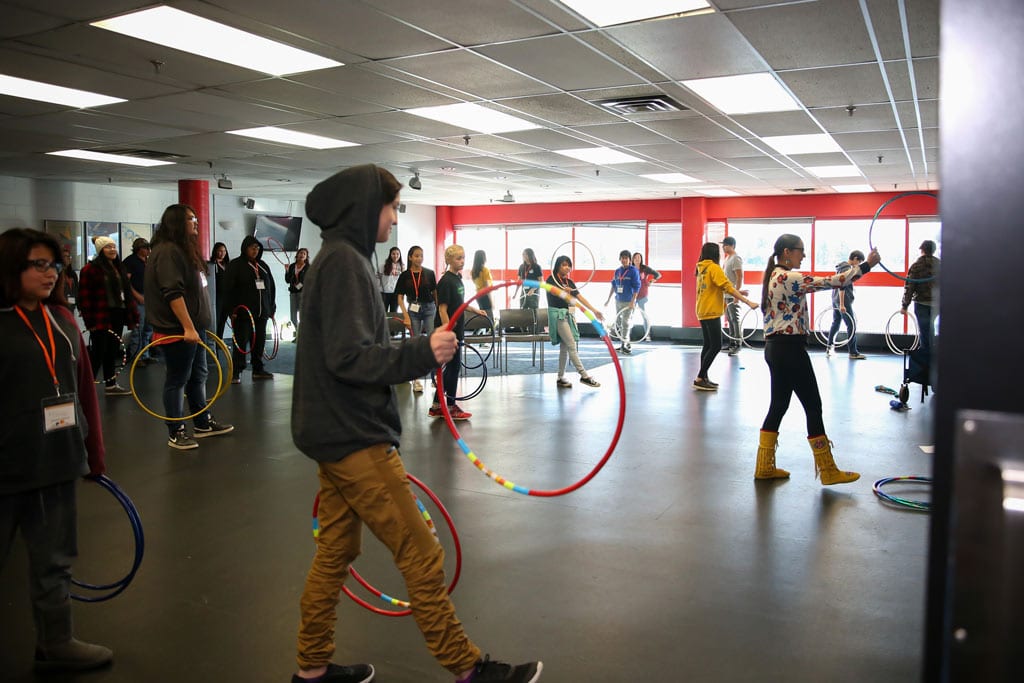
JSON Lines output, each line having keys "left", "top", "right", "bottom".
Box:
{"left": 223, "top": 235, "right": 276, "bottom": 318}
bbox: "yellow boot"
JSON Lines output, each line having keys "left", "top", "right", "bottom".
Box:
{"left": 755, "top": 430, "right": 790, "bottom": 479}
{"left": 808, "top": 435, "right": 859, "bottom": 485}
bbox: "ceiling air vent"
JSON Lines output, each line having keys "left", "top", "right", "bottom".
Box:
{"left": 595, "top": 95, "right": 687, "bottom": 115}
{"left": 95, "top": 148, "right": 187, "bottom": 162}
{"left": 790, "top": 187, "right": 816, "bottom": 193}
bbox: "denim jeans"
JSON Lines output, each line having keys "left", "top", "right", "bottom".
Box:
{"left": 128, "top": 302, "right": 153, "bottom": 360}
{"left": 161, "top": 330, "right": 212, "bottom": 436}
{"left": 915, "top": 302, "right": 934, "bottom": 354}
{"left": 827, "top": 301, "right": 859, "bottom": 355}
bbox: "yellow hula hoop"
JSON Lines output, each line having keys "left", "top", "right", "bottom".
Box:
{"left": 128, "top": 334, "right": 229, "bottom": 421}
{"left": 208, "top": 333, "right": 233, "bottom": 401}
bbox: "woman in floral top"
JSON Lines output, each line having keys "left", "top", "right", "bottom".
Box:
{"left": 755, "top": 233, "right": 880, "bottom": 486}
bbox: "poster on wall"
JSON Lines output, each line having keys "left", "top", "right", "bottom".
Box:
{"left": 44, "top": 220, "right": 83, "bottom": 269}
{"left": 85, "top": 221, "right": 119, "bottom": 261}
{"left": 250, "top": 215, "right": 302, "bottom": 251}
{"left": 120, "top": 222, "right": 152, "bottom": 258}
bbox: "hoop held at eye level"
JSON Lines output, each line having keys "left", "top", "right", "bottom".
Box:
{"left": 549, "top": 240, "right": 596, "bottom": 289}
{"left": 71, "top": 475, "right": 145, "bottom": 602}
{"left": 439, "top": 279, "right": 626, "bottom": 497}
{"left": 813, "top": 307, "right": 857, "bottom": 349}
{"left": 884, "top": 310, "right": 921, "bottom": 354}
{"left": 867, "top": 191, "right": 939, "bottom": 283}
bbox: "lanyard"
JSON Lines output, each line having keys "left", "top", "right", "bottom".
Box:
{"left": 14, "top": 304, "right": 60, "bottom": 394}
{"left": 249, "top": 261, "right": 263, "bottom": 279}
{"left": 411, "top": 269, "right": 421, "bottom": 300}
{"left": 554, "top": 274, "right": 572, "bottom": 291}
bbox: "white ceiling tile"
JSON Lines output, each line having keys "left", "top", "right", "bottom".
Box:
{"left": 384, "top": 50, "right": 556, "bottom": 99}
{"left": 361, "top": 0, "right": 558, "bottom": 45}
{"left": 494, "top": 94, "right": 620, "bottom": 126}
{"left": 477, "top": 35, "right": 645, "bottom": 90}
{"left": 780, "top": 64, "right": 890, "bottom": 109}
{"left": 215, "top": 79, "right": 389, "bottom": 118}
{"left": 294, "top": 66, "right": 457, "bottom": 110}
{"left": 729, "top": 111, "right": 821, "bottom": 137}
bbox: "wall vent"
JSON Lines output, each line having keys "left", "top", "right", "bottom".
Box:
{"left": 595, "top": 95, "right": 687, "bottom": 115}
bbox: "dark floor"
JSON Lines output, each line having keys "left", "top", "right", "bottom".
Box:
{"left": 0, "top": 343, "right": 932, "bottom": 682}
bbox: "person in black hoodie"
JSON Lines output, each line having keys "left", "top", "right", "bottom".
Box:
{"left": 291, "top": 164, "right": 542, "bottom": 683}
{"left": 223, "top": 235, "right": 276, "bottom": 382}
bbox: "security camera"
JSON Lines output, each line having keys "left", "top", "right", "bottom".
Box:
{"left": 408, "top": 172, "right": 422, "bottom": 190}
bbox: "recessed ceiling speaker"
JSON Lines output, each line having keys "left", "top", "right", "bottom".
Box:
{"left": 242, "top": 197, "right": 255, "bottom": 209}
{"left": 408, "top": 171, "right": 422, "bottom": 190}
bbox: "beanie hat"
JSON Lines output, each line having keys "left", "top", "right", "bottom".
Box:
{"left": 93, "top": 236, "right": 116, "bottom": 251}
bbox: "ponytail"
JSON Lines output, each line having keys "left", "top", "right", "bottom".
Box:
{"left": 761, "top": 253, "right": 777, "bottom": 311}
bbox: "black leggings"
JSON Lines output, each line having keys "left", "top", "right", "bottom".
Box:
{"left": 698, "top": 318, "right": 722, "bottom": 380}
{"left": 761, "top": 335, "right": 825, "bottom": 436}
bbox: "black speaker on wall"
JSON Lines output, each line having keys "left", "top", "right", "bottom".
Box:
{"left": 243, "top": 197, "right": 255, "bottom": 210}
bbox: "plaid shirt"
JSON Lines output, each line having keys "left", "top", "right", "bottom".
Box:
{"left": 78, "top": 261, "right": 139, "bottom": 331}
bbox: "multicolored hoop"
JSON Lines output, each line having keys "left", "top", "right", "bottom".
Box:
{"left": 230, "top": 305, "right": 257, "bottom": 355}
{"left": 312, "top": 473, "right": 462, "bottom": 617}
{"left": 867, "top": 191, "right": 939, "bottom": 283}
{"left": 873, "top": 476, "right": 932, "bottom": 512}
{"left": 90, "top": 329, "right": 127, "bottom": 384}
{"left": 439, "top": 279, "right": 626, "bottom": 497}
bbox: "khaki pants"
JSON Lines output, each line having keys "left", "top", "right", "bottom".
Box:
{"left": 297, "top": 443, "right": 481, "bottom": 674}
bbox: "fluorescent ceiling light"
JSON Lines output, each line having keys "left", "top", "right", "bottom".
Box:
{"left": 0, "top": 74, "right": 125, "bottom": 108}
{"left": 682, "top": 73, "right": 801, "bottom": 115}
{"left": 559, "top": 0, "right": 712, "bottom": 27}
{"left": 642, "top": 172, "right": 701, "bottom": 183}
{"left": 555, "top": 147, "right": 644, "bottom": 165}
{"left": 695, "top": 188, "right": 740, "bottom": 197}
{"left": 405, "top": 103, "right": 539, "bottom": 134}
{"left": 227, "top": 127, "right": 358, "bottom": 150}
{"left": 47, "top": 150, "right": 175, "bottom": 167}
{"left": 91, "top": 6, "right": 342, "bottom": 76}
{"left": 806, "top": 165, "right": 862, "bottom": 178}
{"left": 832, "top": 184, "right": 875, "bottom": 193}
{"left": 762, "top": 134, "right": 842, "bottom": 156}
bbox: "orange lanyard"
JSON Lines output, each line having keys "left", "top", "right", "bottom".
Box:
{"left": 14, "top": 304, "right": 60, "bottom": 393}
{"left": 410, "top": 269, "right": 421, "bottom": 300}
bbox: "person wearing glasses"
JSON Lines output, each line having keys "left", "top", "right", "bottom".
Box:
{"left": 755, "top": 234, "right": 880, "bottom": 485}
{"left": 78, "top": 236, "right": 138, "bottom": 396}
{"left": 0, "top": 228, "right": 112, "bottom": 672}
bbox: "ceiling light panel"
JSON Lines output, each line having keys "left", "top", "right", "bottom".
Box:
{"left": 641, "top": 173, "right": 701, "bottom": 183}
{"left": 227, "top": 127, "right": 359, "bottom": 149}
{"left": 405, "top": 103, "right": 540, "bottom": 134}
{"left": 91, "top": 6, "right": 342, "bottom": 76}
{"left": 0, "top": 74, "right": 125, "bottom": 108}
{"left": 555, "top": 147, "right": 644, "bottom": 164}
{"left": 831, "top": 184, "right": 875, "bottom": 193}
{"left": 761, "top": 134, "right": 842, "bottom": 156}
{"left": 47, "top": 149, "right": 175, "bottom": 167}
{"left": 695, "top": 188, "right": 740, "bottom": 197}
{"left": 682, "top": 73, "right": 801, "bottom": 115}
{"left": 806, "top": 165, "right": 862, "bottom": 178}
{"left": 559, "top": 0, "right": 712, "bottom": 27}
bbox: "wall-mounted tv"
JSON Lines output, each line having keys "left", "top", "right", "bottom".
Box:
{"left": 250, "top": 215, "right": 302, "bottom": 251}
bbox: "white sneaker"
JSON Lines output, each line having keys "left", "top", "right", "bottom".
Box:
{"left": 412, "top": 380, "right": 423, "bottom": 393}
{"left": 825, "top": 345, "right": 835, "bottom": 357}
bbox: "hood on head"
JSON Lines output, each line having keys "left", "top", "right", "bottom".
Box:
{"left": 240, "top": 234, "right": 264, "bottom": 260}
{"left": 305, "top": 164, "right": 383, "bottom": 257}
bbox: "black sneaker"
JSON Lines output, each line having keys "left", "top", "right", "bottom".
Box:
{"left": 290, "top": 662, "right": 375, "bottom": 683}
{"left": 253, "top": 370, "right": 274, "bottom": 380}
{"left": 463, "top": 656, "right": 542, "bottom": 683}
{"left": 579, "top": 376, "right": 600, "bottom": 388}
{"left": 556, "top": 378, "right": 572, "bottom": 388}
{"left": 104, "top": 383, "right": 131, "bottom": 396}
{"left": 168, "top": 428, "right": 198, "bottom": 450}
{"left": 194, "top": 420, "right": 234, "bottom": 438}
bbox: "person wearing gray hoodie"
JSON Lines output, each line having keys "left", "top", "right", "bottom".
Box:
{"left": 290, "top": 165, "right": 541, "bottom": 683}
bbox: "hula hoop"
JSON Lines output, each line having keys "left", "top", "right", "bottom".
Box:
{"left": 549, "top": 240, "right": 596, "bottom": 289}
{"left": 884, "top": 310, "right": 921, "bottom": 354}
{"left": 611, "top": 305, "right": 650, "bottom": 344}
{"left": 263, "top": 236, "right": 291, "bottom": 268}
{"left": 230, "top": 305, "right": 256, "bottom": 355}
{"left": 263, "top": 316, "right": 280, "bottom": 361}
{"left": 462, "top": 313, "right": 496, "bottom": 366}
{"left": 813, "top": 307, "right": 857, "bottom": 349}
{"left": 90, "top": 329, "right": 127, "bottom": 384}
{"left": 867, "top": 191, "right": 938, "bottom": 283}
{"left": 128, "top": 334, "right": 229, "bottom": 421}
{"left": 722, "top": 306, "right": 761, "bottom": 344}
{"left": 439, "top": 279, "right": 626, "bottom": 497}
{"left": 72, "top": 475, "right": 145, "bottom": 602}
{"left": 313, "top": 473, "right": 462, "bottom": 617}
{"left": 451, "top": 344, "right": 487, "bottom": 402}
{"left": 873, "top": 476, "right": 932, "bottom": 512}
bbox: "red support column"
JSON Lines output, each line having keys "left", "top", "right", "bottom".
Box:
{"left": 434, "top": 205, "right": 454, "bottom": 274}
{"left": 681, "top": 197, "right": 706, "bottom": 328}
{"left": 178, "top": 179, "right": 211, "bottom": 259}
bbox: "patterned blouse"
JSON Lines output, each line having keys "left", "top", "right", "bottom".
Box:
{"left": 763, "top": 266, "right": 864, "bottom": 336}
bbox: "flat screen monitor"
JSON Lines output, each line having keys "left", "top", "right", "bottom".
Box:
{"left": 252, "top": 215, "right": 302, "bottom": 251}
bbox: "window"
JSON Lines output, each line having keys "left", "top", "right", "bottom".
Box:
{"left": 815, "top": 218, "right": 905, "bottom": 273}
{"left": 648, "top": 223, "right": 681, "bottom": 270}
{"left": 908, "top": 218, "right": 941, "bottom": 258}
{"left": 573, "top": 222, "right": 645, "bottom": 269}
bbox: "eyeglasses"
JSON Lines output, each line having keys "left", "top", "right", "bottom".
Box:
{"left": 185, "top": 216, "right": 199, "bottom": 223}
{"left": 26, "top": 259, "right": 64, "bottom": 274}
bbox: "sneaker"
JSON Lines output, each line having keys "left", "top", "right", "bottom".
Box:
{"left": 705, "top": 379, "right": 719, "bottom": 388}
{"left": 104, "top": 383, "right": 131, "bottom": 396}
{"left": 556, "top": 377, "right": 572, "bottom": 388}
{"left": 727, "top": 346, "right": 740, "bottom": 356}
{"left": 291, "top": 662, "right": 375, "bottom": 683}
{"left": 848, "top": 353, "right": 866, "bottom": 360}
{"left": 194, "top": 420, "right": 234, "bottom": 438}
{"left": 825, "top": 345, "right": 835, "bottom": 357}
{"left": 34, "top": 639, "right": 113, "bottom": 672}
{"left": 168, "top": 428, "right": 198, "bottom": 450}
{"left": 693, "top": 378, "right": 717, "bottom": 391}
{"left": 231, "top": 375, "right": 241, "bottom": 385}
{"left": 461, "top": 656, "right": 542, "bottom": 683}
{"left": 253, "top": 370, "right": 274, "bottom": 380}
{"left": 428, "top": 404, "right": 444, "bottom": 419}
{"left": 579, "top": 376, "right": 600, "bottom": 388}
{"left": 449, "top": 405, "right": 472, "bottom": 421}
{"left": 413, "top": 380, "right": 424, "bottom": 393}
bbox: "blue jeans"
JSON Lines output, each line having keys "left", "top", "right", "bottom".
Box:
{"left": 915, "top": 302, "right": 934, "bottom": 354}
{"left": 407, "top": 302, "right": 436, "bottom": 339}
{"left": 128, "top": 302, "right": 153, "bottom": 360}
{"left": 161, "top": 330, "right": 212, "bottom": 436}
{"left": 827, "top": 301, "right": 859, "bottom": 355}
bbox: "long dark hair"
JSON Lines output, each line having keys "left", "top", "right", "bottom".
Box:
{"left": 471, "top": 250, "right": 487, "bottom": 279}
{"left": 209, "top": 241, "right": 231, "bottom": 265}
{"left": 153, "top": 204, "right": 205, "bottom": 272}
{"left": 761, "top": 233, "right": 803, "bottom": 310}
{"left": 92, "top": 239, "right": 131, "bottom": 291}
{"left": 522, "top": 248, "right": 537, "bottom": 267}
{"left": 0, "top": 228, "right": 68, "bottom": 308}
{"left": 407, "top": 245, "right": 424, "bottom": 270}
{"left": 695, "top": 242, "right": 720, "bottom": 275}
{"left": 552, "top": 255, "right": 572, "bottom": 283}
{"left": 383, "top": 246, "right": 403, "bottom": 276}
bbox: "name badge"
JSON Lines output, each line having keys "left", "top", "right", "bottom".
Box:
{"left": 616, "top": 286, "right": 624, "bottom": 294}
{"left": 42, "top": 393, "right": 78, "bottom": 433}
{"left": 295, "top": 282, "right": 302, "bottom": 290}
{"left": 255, "top": 279, "right": 266, "bottom": 290}
{"left": 409, "top": 302, "right": 420, "bottom": 313}
{"left": 199, "top": 272, "right": 208, "bottom": 288}
{"left": 67, "top": 296, "right": 76, "bottom": 305}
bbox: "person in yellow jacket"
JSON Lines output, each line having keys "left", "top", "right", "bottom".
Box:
{"left": 694, "top": 242, "right": 758, "bottom": 390}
